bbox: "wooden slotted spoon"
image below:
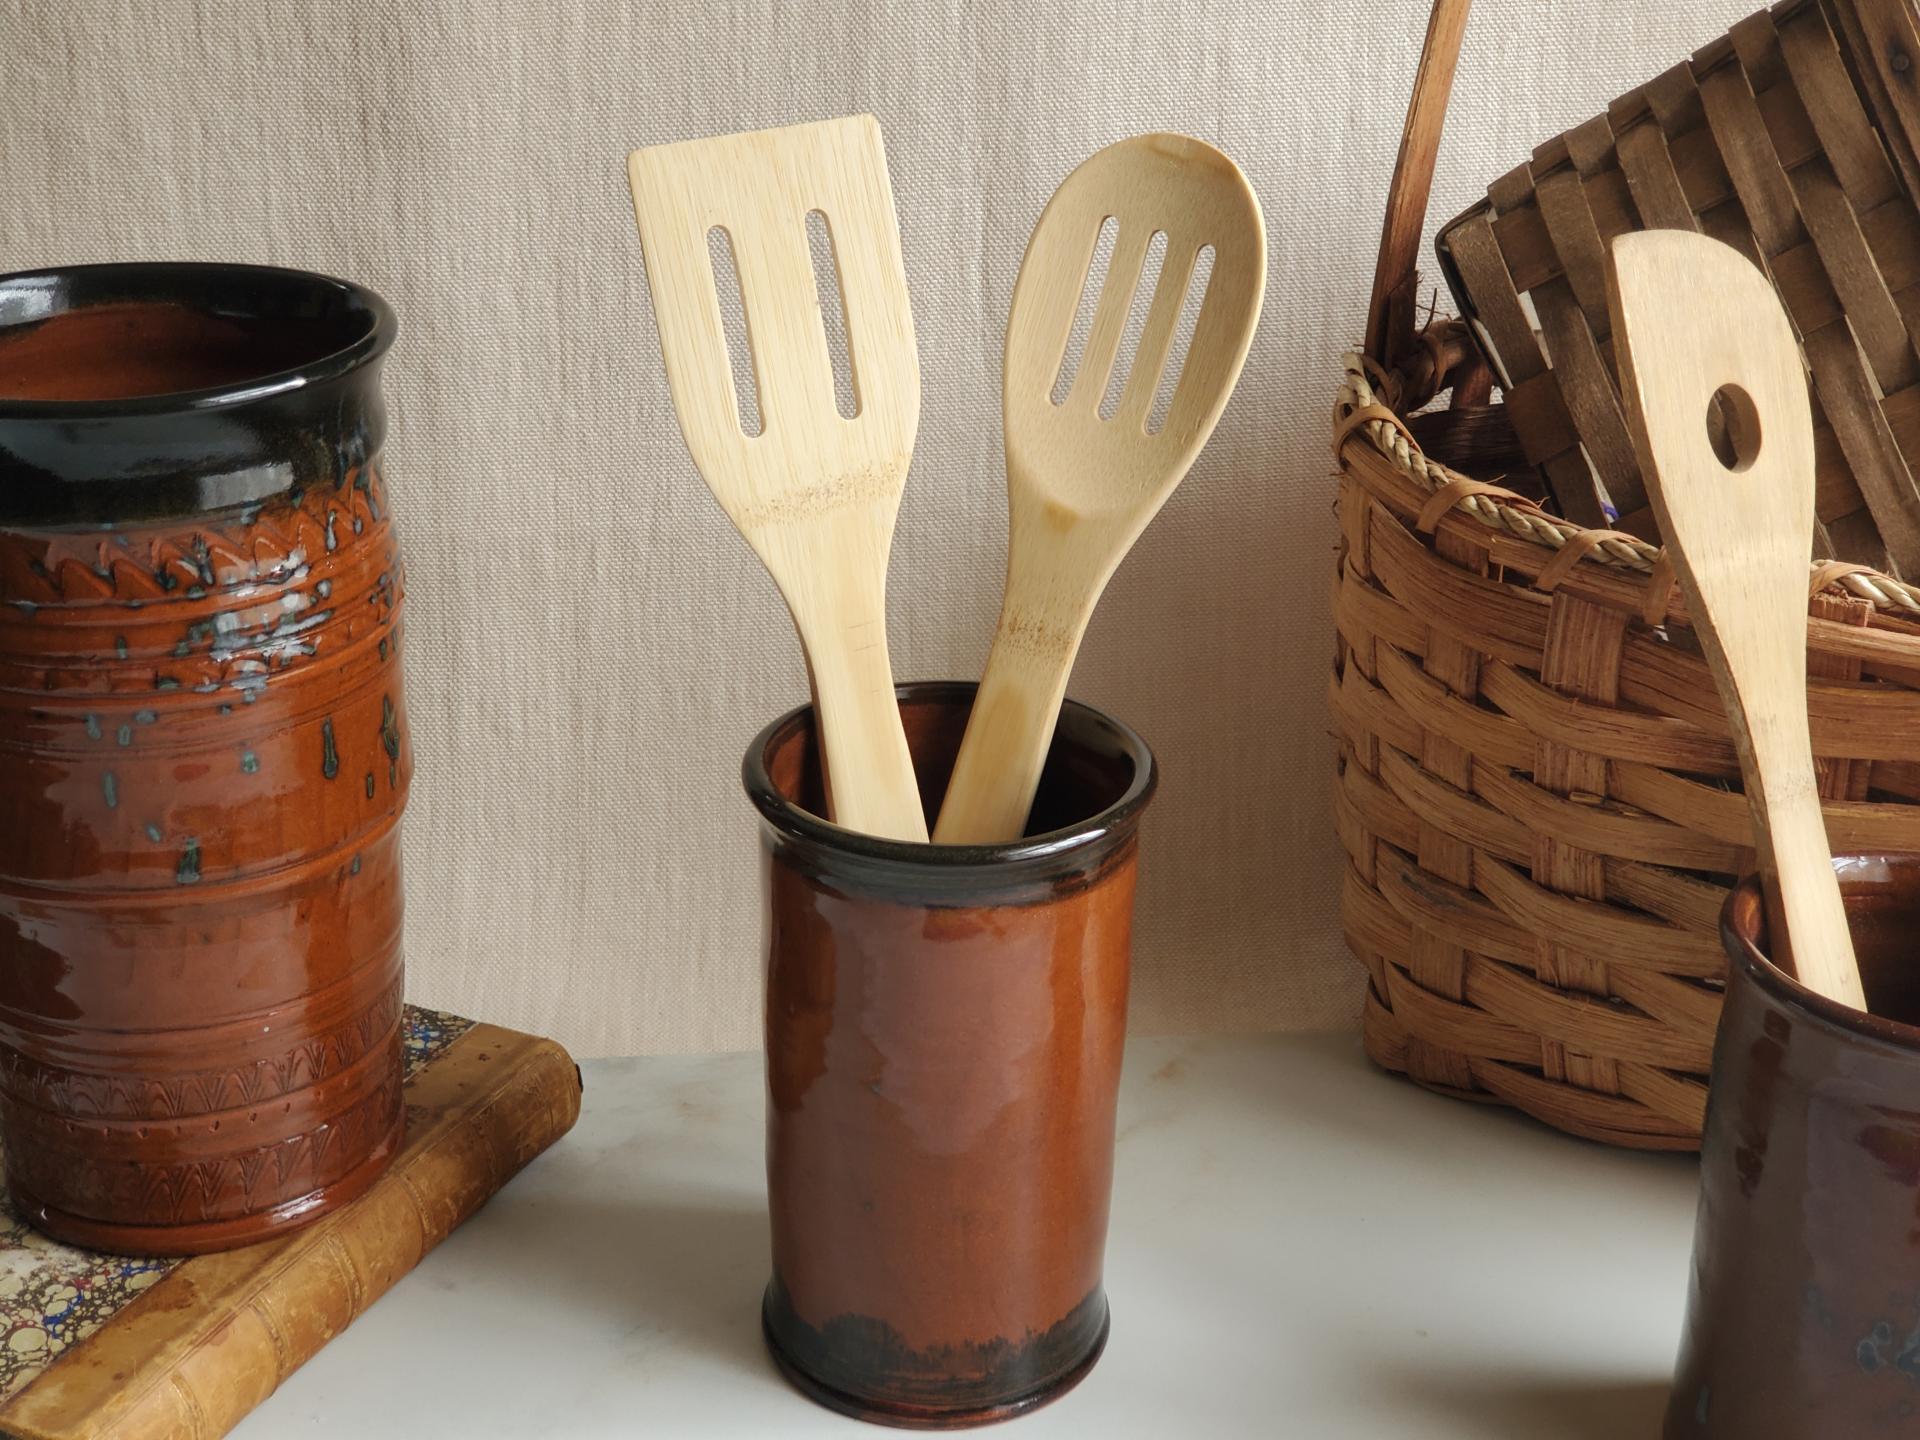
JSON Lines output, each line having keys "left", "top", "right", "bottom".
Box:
{"left": 933, "top": 133, "right": 1265, "bottom": 844}
{"left": 628, "top": 115, "right": 928, "bottom": 841}
{"left": 1609, "top": 228, "right": 1867, "bottom": 1011}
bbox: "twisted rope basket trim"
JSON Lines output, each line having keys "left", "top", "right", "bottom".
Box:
{"left": 1337, "top": 352, "right": 1920, "bottom": 615}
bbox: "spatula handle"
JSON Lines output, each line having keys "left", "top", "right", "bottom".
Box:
{"left": 790, "top": 560, "right": 928, "bottom": 844}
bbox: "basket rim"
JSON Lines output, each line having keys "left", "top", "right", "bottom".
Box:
{"left": 1334, "top": 340, "right": 1920, "bottom": 618}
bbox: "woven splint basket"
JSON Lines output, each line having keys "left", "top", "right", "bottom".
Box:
{"left": 1335, "top": 0, "right": 1920, "bottom": 1149}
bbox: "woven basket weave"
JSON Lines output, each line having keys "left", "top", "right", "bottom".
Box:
{"left": 1337, "top": 0, "right": 1920, "bottom": 1149}
{"left": 1334, "top": 337, "right": 1920, "bottom": 1149}
{"left": 1437, "top": 0, "right": 1920, "bottom": 567}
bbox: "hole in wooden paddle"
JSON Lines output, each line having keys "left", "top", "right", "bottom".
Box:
{"left": 706, "top": 225, "right": 763, "bottom": 437}
{"left": 1146, "top": 244, "right": 1216, "bottom": 435}
{"left": 1099, "top": 229, "right": 1169, "bottom": 420}
{"left": 1050, "top": 216, "right": 1118, "bottom": 406}
{"left": 806, "top": 210, "right": 859, "bottom": 419}
{"left": 1708, "top": 383, "right": 1761, "bottom": 472}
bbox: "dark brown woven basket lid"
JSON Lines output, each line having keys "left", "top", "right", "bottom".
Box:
{"left": 1437, "top": 0, "right": 1920, "bottom": 573}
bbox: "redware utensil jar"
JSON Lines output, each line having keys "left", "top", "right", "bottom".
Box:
{"left": 0, "top": 263, "right": 411, "bottom": 1255}
{"left": 745, "top": 680, "right": 1156, "bottom": 1429}
{"left": 1670, "top": 857, "right": 1920, "bottom": 1437}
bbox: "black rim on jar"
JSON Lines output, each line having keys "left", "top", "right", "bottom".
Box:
{"left": 743, "top": 679, "right": 1158, "bottom": 903}
{"left": 1722, "top": 860, "right": 1920, "bottom": 1054}
{"left": 0, "top": 262, "right": 399, "bottom": 525}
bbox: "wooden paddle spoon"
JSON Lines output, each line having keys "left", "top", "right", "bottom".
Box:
{"left": 932, "top": 134, "right": 1265, "bottom": 844}
{"left": 629, "top": 116, "right": 928, "bottom": 841}
{"left": 1609, "top": 229, "right": 1867, "bottom": 1011}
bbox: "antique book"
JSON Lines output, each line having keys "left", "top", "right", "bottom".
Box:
{"left": 0, "top": 1007, "right": 581, "bottom": 1440}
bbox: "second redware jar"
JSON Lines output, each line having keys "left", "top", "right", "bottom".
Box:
{"left": 746, "top": 681, "right": 1155, "bottom": 1428}
{"left": 0, "top": 263, "right": 411, "bottom": 1254}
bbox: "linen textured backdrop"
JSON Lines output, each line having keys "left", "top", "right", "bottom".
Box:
{"left": 0, "top": 0, "right": 1746, "bottom": 1055}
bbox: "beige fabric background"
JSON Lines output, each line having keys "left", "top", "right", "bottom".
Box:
{"left": 0, "top": 1, "right": 1746, "bottom": 1056}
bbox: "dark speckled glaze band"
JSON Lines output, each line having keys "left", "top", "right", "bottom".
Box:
{"left": 0, "top": 263, "right": 410, "bottom": 1254}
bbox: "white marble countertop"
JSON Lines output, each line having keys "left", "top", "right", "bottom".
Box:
{"left": 236, "top": 1032, "right": 1700, "bottom": 1438}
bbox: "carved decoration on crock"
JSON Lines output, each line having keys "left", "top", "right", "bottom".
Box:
{"left": 0, "top": 468, "right": 402, "bottom": 696}
{"left": 0, "top": 1006, "right": 470, "bottom": 1409}
{"left": 1, "top": 1063, "right": 403, "bottom": 1225}
{"left": 0, "top": 467, "right": 390, "bottom": 607}
{"left": 0, "top": 976, "right": 403, "bottom": 1121}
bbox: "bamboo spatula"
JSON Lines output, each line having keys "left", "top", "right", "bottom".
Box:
{"left": 1608, "top": 229, "right": 1867, "bottom": 1012}
{"left": 932, "top": 134, "right": 1265, "bottom": 844}
{"left": 628, "top": 116, "right": 928, "bottom": 841}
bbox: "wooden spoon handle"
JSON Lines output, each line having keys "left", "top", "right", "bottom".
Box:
{"left": 931, "top": 627, "right": 1077, "bottom": 845}
{"left": 1759, "top": 769, "right": 1859, "bottom": 1000}
{"left": 801, "top": 635, "right": 927, "bottom": 843}
{"left": 808, "top": 679, "right": 926, "bottom": 843}
{"left": 934, "top": 503, "right": 1108, "bottom": 845}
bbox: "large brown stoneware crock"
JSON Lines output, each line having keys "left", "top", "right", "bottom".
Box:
{"left": 0, "top": 263, "right": 410, "bottom": 1255}
{"left": 1668, "top": 856, "right": 1920, "bottom": 1437}
{"left": 744, "top": 681, "right": 1155, "bottom": 1429}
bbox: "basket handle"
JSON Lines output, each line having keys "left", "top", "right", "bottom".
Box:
{"left": 1364, "top": 0, "right": 1474, "bottom": 368}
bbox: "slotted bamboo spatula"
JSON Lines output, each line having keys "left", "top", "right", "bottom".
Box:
{"left": 932, "top": 134, "right": 1265, "bottom": 844}
{"left": 1609, "top": 229, "right": 1867, "bottom": 1012}
{"left": 628, "top": 116, "right": 928, "bottom": 842}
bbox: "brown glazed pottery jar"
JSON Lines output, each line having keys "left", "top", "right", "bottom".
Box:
{"left": 745, "top": 681, "right": 1155, "bottom": 1429}
{"left": 1669, "top": 856, "right": 1920, "bottom": 1437}
{"left": 0, "top": 263, "right": 410, "bottom": 1255}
